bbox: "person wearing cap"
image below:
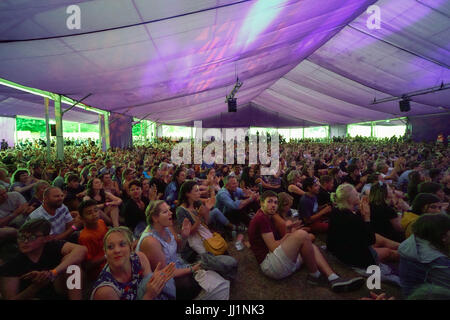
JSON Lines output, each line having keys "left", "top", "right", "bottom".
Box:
{"left": 401, "top": 193, "right": 443, "bottom": 239}
{"left": 0, "top": 218, "right": 87, "bottom": 300}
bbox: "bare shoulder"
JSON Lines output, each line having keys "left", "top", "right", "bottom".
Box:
{"left": 93, "top": 286, "right": 120, "bottom": 300}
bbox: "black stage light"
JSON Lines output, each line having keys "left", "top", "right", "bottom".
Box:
{"left": 227, "top": 98, "right": 237, "bottom": 112}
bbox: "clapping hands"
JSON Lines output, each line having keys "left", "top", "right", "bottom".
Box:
{"left": 145, "top": 262, "right": 175, "bottom": 300}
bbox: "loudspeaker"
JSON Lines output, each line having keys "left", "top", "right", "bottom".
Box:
{"left": 399, "top": 99, "right": 410, "bottom": 112}
{"left": 227, "top": 98, "right": 237, "bottom": 112}
{"left": 50, "top": 124, "right": 56, "bottom": 136}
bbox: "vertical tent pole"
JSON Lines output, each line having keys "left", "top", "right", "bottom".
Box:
{"left": 104, "top": 112, "right": 110, "bottom": 150}
{"left": 99, "top": 113, "right": 106, "bottom": 151}
{"left": 44, "top": 97, "right": 51, "bottom": 161}
{"left": 54, "top": 94, "right": 64, "bottom": 161}
{"left": 143, "top": 120, "right": 148, "bottom": 143}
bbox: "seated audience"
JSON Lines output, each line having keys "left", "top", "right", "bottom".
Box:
{"left": 398, "top": 214, "right": 450, "bottom": 298}
{"left": 327, "top": 184, "right": 400, "bottom": 269}
{"left": 248, "top": 190, "right": 364, "bottom": 292}
{"left": 137, "top": 200, "right": 230, "bottom": 300}
{"left": 91, "top": 226, "right": 175, "bottom": 300}
{"left": 298, "top": 177, "right": 331, "bottom": 233}
{"left": 77, "top": 200, "right": 108, "bottom": 282}
{"left": 0, "top": 218, "right": 87, "bottom": 300}
{"left": 401, "top": 193, "right": 442, "bottom": 239}
{"left": 27, "top": 187, "right": 83, "bottom": 241}
{"left": 83, "top": 178, "right": 122, "bottom": 227}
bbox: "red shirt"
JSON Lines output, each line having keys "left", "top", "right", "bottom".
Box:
{"left": 248, "top": 209, "right": 280, "bottom": 264}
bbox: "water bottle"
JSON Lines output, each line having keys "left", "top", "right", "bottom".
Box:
{"left": 235, "top": 234, "right": 244, "bottom": 251}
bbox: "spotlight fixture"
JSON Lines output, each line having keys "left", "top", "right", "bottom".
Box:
{"left": 225, "top": 77, "right": 243, "bottom": 112}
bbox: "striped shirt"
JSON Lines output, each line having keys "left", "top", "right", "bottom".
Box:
{"left": 27, "top": 204, "right": 73, "bottom": 235}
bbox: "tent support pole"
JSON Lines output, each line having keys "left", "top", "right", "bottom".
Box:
{"left": 104, "top": 113, "right": 110, "bottom": 150}
{"left": 44, "top": 97, "right": 51, "bottom": 161}
{"left": 54, "top": 94, "right": 64, "bottom": 161}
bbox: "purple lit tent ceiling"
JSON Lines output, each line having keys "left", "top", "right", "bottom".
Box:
{"left": 0, "top": 0, "right": 449, "bottom": 128}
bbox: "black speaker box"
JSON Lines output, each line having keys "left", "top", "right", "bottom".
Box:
{"left": 399, "top": 99, "right": 410, "bottom": 112}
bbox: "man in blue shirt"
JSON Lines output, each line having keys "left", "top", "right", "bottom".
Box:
{"left": 215, "top": 176, "right": 259, "bottom": 226}
{"left": 397, "top": 161, "right": 422, "bottom": 193}
{"left": 298, "top": 177, "right": 331, "bottom": 233}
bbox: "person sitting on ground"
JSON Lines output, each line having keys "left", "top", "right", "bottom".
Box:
{"left": 317, "top": 175, "right": 334, "bottom": 208}
{"left": 64, "top": 174, "right": 85, "bottom": 200}
{"left": 0, "top": 185, "right": 34, "bottom": 229}
{"left": 121, "top": 168, "right": 136, "bottom": 199}
{"left": 200, "top": 168, "right": 221, "bottom": 196}
{"left": 137, "top": 200, "right": 230, "bottom": 300}
{"left": 248, "top": 190, "right": 364, "bottom": 292}
{"left": 239, "top": 166, "right": 260, "bottom": 193}
{"left": 91, "top": 226, "right": 176, "bottom": 300}
{"left": 298, "top": 177, "right": 331, "bottom": 234}
{"left": 215, "top": 175, "right": 259, "bottom": 227}
{"left": 10, "top": 169, "right": 39, "bottom": 202}
{"left": 377, "top": 161, "right": 398, "bottom": 184}
{"left": 122, "top": 180, "right": 149, "bottom": 238}
{"left": 27, "top": 187, "right": 84, "bottom": 242}
{"left": 418, "top": 182, "right": 447, "bottom": 203}
{"left": 273, "top": 192, "right": 315, "bottom": 241}
{"left": 83, "top": 178, "right": 122, "bottom": 228}
{"left": 52, "top": 165, "right": 69, "bottom": 190}
{"left": 369, "top": 182, "right": 405, "bottom": 243}
{"left": 99, "top": 159, "right": 115, "bottom": 177}
{"left": 77, "top": 199, "right": 108, "bottom": 282}
{"left": 28, "top": 181, "right": 50, "bottom": 210}
{"left": 164, "top": 167, "right": 186, "bottom": 211}
{"left": 286, "top": 170, "right": 305, "bottom": 211}
{"left": 342, "top": 164, "right": 367, "bottom": 192}
{"left": 326, "top": 184, "right": 400, "bottom": 269}
{"left": 0, "top": 168, "right": 11, "bottom": 189}
{"left": 401, "top": 193, "right": 442, "bottom": 239}
{"left": 407, "top": 171, "right": 423, "bottom": 205}
{"left": 398, "top": 213, "right": 450, "bottom": 298}
{"left": 176, "top": 181, "right": 241, "bottom": 243}
{"left": 100, "top": 172, "right": 121, "bottom": 198}
{"left": 149, "top": 166, "right": 166, "bottom": 200}
{"left": 0, "top": 218, "right": 87, "bottom": 300}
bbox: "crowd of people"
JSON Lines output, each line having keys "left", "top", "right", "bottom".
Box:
{"left": 0, "top": 135, "right": 449, "bottom": 300}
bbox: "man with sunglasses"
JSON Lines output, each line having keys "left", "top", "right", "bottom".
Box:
{"left": 0, "top": 218, "right": 87, "bottom": 300}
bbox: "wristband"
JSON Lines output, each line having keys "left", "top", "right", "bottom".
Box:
{"left": 50, "top": 269, "right": 58, "bottom": 281}
{"left": 71, "top": 224, "right": 78, "bottom": 231}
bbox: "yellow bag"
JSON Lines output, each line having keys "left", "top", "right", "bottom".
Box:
{"left": 203, "top": 232, "right": 228, "bottom": 256}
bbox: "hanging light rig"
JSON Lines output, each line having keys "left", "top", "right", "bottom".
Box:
{"left": 226, "top": 77, "right": 243, "bottom": 112}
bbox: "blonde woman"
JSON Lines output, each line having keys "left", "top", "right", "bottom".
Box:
{"left": 326, "top": 184, "right": 399, "bottom": 269}
{"left": 91, "top": 226, "right": 175, "bottom": 300}
{"left": 137, "top": 200, "right": 230, "bottom": 300}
